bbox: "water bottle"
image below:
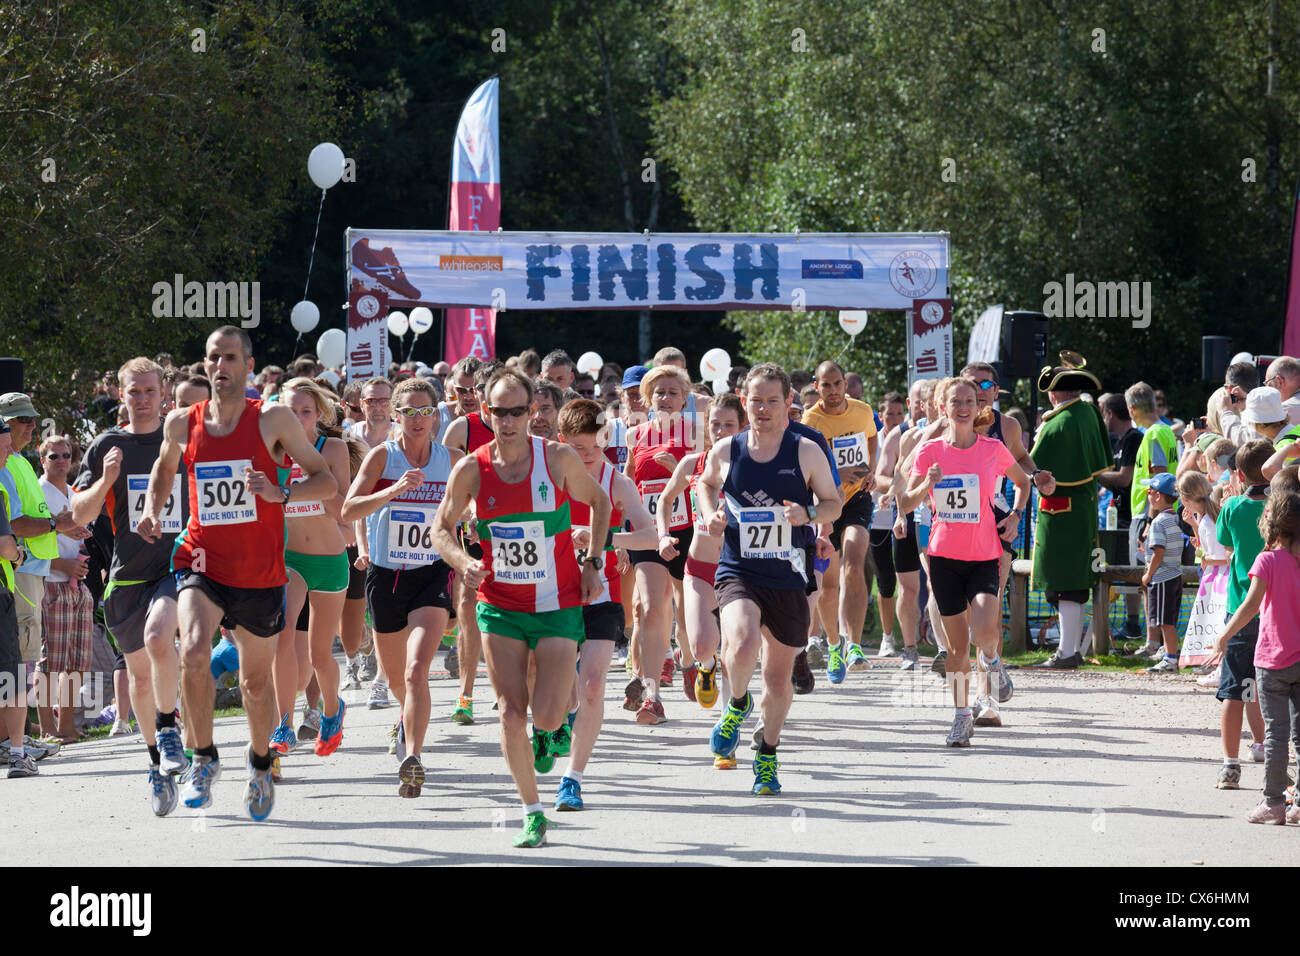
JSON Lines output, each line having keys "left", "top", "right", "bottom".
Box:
{"left": 1106, "top": 502, "right": 1118, "bottom": 531}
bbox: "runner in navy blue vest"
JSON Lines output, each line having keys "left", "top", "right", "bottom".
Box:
{"left": 696, "top": 364, "right": 841, "bottom": 795}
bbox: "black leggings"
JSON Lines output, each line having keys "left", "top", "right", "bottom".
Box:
{"left": 868, "top": 516, "right": 922, "bottom": 599}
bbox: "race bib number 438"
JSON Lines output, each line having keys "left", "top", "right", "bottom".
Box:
{"left": 933, "top": 475, "right": 980, "bottom": 524}
{"left": 128, "top": 474, "right": 182, "bottom": 534}
{"left": 489, "top": 520, "right": 555, "bottom": 584}
{"left": 195, "top": 459, "right": 256, "bottom": 526}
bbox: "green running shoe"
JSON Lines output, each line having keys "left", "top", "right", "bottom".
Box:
{"left": 752, "top": 751, "right": 781, "bottom": 795}
{"left": 845, "top": 642, "right": 872, "bottom": 672}
{"left": 550, "top": 722, "right": 572, "bottom": 757}
{"left": 512, "top": 810, "right": 549, "bottom": 848}
{"left": 532, "top": 728, "right": 555, "bottom": 773}
{"left": 451, "top": 695, "right": 474, "bottom": 725}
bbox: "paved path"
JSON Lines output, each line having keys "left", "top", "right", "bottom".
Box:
{"left": 18, "top": 661, "right": 1300, "bottom": 866}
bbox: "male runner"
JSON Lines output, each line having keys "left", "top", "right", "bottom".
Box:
{"left": 140, "top": 325, "right": 336, "bottom": 821}
{"left": 868, "top": 391, "right": 921, "bottom": 665}
{"left": 350, "top": 376, "right": 397, "bottom": 706}
{"left": 698, "top": 364, "right": 841, "bottom": 794}
{"left": 801, "top": 361, "right": 877, "bottom": 682}
{"left": 72, "top": 357, "right": 190, "bottom": 815}
{"left": 433, "top": 367, "right": 608, "bottom": 847}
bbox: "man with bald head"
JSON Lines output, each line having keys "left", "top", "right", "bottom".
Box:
{"left": 1265, "top": 356, "right": 1300, "bottom": 425}
{"left": 844, "top": 372, "right": 865, "bottom": 402}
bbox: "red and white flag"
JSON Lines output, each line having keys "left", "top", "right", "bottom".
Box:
{"left": 446, "top": 77, "right": 500, "bottom": 362}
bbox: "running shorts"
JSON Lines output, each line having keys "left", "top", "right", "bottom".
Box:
{"left": 104, "top": 575, "right": 178, "bottom": 655}
{"left": 366, "top": 562, "right": 453, "bottom": 635}
{"left": 869, "top": 515, "right": 922, "bottom": 599}
{"left": 829, "top": 490, "right": 873, "bottom": 551}
{"left": 927, "top": 555, "right": 999, "bottom": 617}
{"left": 714, "top": 576, "right": 810, "bottom": 649}
{"left": 582, "top": 601, "right": 625, "bottom": 643}
{"left": 630, "top": 527, "right": 694, "bottom": 581}
{"left": 345, "top": 545, "right": 366, "bottom": 600}
{"left": 477, "top": 602, "right": 584, "bottom": 650}
{"left": 286, "top": 550, "right": 350, "bottom": 594}
{"left": 684, "top": 555, "right": 718, "bottom": 586}
{"left": 175, "top": 569, "right": 285, "bottom": 639}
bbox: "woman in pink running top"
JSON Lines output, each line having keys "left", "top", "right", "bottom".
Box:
{"left": 899, "top": 376, "right": 1031, "bottom": 747}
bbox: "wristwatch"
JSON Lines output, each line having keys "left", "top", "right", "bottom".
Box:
{"left": 805, "top": 503, "right": 818, "bottom": 522}
{"left": 583, "top": 554, "right": 603, "bottom": 571}
{"left": 280, "top": 484, "right": 292, "bottom": 505}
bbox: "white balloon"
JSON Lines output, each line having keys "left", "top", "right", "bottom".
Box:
{"left": 316, "top": 328, "right": 346, "bottom": 369}
{"left": 388, "top": 311, "right": 409, "bottom": 337}
{"left": 838, "top": 310, "right": 868, "bottom": 337}
{"left": 576, "top": 351, "right": 603, "bottom": 377}
{"left": 308, "top": 142, "right": 345, "bottom": 190}
{"left": 290, "top": 300, "right": 319, "bottom": 334}
{"left": 700, "top": 348, "right": 731, "bottom": 380}
{"left": 1230, "top": 351, "right": 1254, "bottom": 366}
{"left": 712, "top": 377, "right": 730, "bottom": 395}
{"left": 409, "top": 306, "right": 434, "bottom": 335}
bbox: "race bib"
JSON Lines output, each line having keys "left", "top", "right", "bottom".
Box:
{"left": 128, "top": 474, "right": 183, "bottom": 534}
{"left": 489, "top": 520, "right": 554, "bottom": 584}
{"left": 831, "top": 432, "right": 870, "bottom": 470}
{"left": 737, "top": 507, "right": 794, "bottom": 560}
{"left": 387, "top": 506, "right": 438, "bottom": 564}
{"left": 283, "top": 464, "right": 325, "bottom": 518}
{"left": 933, "top": 475, "right": 980, "bottom": 524}
{"left": 641, "top": 478, "right": 690, "bottom": 531}
{"left": 194, "top": 459, "right": 256, "bottom": 526}
{"left": 691, "top": 488, "right": 710, "bottom": 535}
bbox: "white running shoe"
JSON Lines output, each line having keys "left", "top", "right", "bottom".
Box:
{"left": 110, "top": 717, "right": 133, "bottom": 737}
{"left": 900, "top": 646, "right": 920, "bottom": 671}
{"left": 1250, "top": 742, "right": 1266, "bottom": 763}
{"left": 878, "top": 635, "right": 897, "bottom": 658}
{"left": 367, "top": 678, "right": 392, "bottom": 709}
{"left": 946, "top": 712, "right": 975, "bottom": 747}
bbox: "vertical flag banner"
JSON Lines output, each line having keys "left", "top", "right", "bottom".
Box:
{"left": 347, "top": 282, "right": 388, "bottom": 383}
{"left": 1283, "top": 178, "right": 1300, "bottom": 357}
{"left": 908, "top": 297, "right": 954, "bottom": 387}
{"left": 446, "top": 77, "right": 500, "bottom": 361}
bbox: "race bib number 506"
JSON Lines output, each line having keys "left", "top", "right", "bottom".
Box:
{"left": 195, "top": 459, "right": 256, "bottom": 526}
{"left": 832, "top": 432, "right": 869, "bottom": 469}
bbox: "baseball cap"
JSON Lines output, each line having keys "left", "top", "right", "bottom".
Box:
{"left": 1194, "top": 433, "right": 1219, "bottom": 454}
{"left": 622, "top": 365, "right": 649, "bottom": 390}
{"left": 1140, "top": 472, "right": 1178, "bottom": 497}
{"left": 0, "top": 392, "right": 36, "bottom": 420}
{"left": 1242, "top": 386, "right": 1286, "bottom": 426}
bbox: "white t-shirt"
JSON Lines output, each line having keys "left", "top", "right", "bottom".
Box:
{"left": 1198, "top": 512, "right": 1228, "bottom": 562}
{"left": 39, "top": 480, "right": 81, "bottom": 583}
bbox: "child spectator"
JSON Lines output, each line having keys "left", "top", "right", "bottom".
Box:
{"left": 1137, "top": 472, "right": 1185, "bottom": 673}
{"left": 1180, "top": 471, "right": 1229, "bottom": 687}
{"left": 1214, "top": 491, "right": 1300, "bottom": 824}
{"left": 1211, "top": 439, "right": 1271, "bottom": 790}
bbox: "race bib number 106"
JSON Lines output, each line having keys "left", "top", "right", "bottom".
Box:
{"left": 387, "top": 507, "right": 438, "bottom": 564}
{"left": 195, "top": 459, "right": 256, "bottom": 526}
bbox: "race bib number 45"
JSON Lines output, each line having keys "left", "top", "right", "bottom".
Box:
{"left": 933, "top": 475, "right": 980, "bottom": 524}
{"left": 195, "top": 460, "right": 256, "bottom": 526}
{"left": 737, "top": 508, "right": 793, "bottom": 559}
{"left": 641, "top": 478, "right": 690, "bottom": 531}
{"left": 489, "top": 520, "right": 555, "bottom": 584}
{"left": 387, "top": 507, "right": 438, "bottom": 564}
{"left": 832, "top": 432, "right": 869, "bottom": 469}
{"left": 129, "top": 474, "right": 182, "bottom": 534}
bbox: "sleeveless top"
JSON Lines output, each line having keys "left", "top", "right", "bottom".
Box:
{"left": 717, "top": 429, "right": 812, "bottom": 591}
{"left": 366, "top": 439, "right": 452, "bottom": 570}
{"left": 568, "top": 461, "right": 623, "bottom": 605}
{"left": 284, "top": 435, "right": 328, "bottom": 519}
{"left": 631, "top": 423, "right": 693, "bottom": 532}
{"left": 465, "top": 411, "right": 495, "bottom": 453}
{"left": 173, "top": 399, "right": 290, "bottom": 588}
{"left": 474, "top": 437, "right": 582, "bottom": 613}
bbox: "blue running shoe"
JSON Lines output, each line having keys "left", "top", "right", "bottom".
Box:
{"left": 149, "top": 764, "right": 179, "bottom": 816}
{"left": 827, "top": 642, "right": 847, "bottom": 684}
{"left": 752, "top": 751, "right": 781, "bottom": 795}
{"left": 156, "top": 726, "right": 188, "bottom": 776}
{"left": 314, "top": 698, "right": 345, "bottom": 756}
{"left": 181, "top": 755, "right": 220, "bottom": 809}
{"left": 555, "top": 775, "right": 584, "bottom": 811}
{"left": 710, "top": 692, "right": 753, "bottom": 758}
{"left": 269, "top": 716, "right": 296, "bottom": 755}
{"left": 243, "top": 746, "right": 275, "bottom": 821}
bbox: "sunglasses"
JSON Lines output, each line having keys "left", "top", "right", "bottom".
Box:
{"left": 362, "top": 397, "right": 391, "bottom": 405}
{"left": 10, "top": 416, "right": 35, "bottom": 424}
{"left": 488, "top": 405, "right": 530, "bottom": 419}
{"left": 396, "top": 406, "right": 436, "bottom": 418}
{"left": 453, "top": 385, "right": 476, "bottom": 394}
{"left": 974, "top": 380, "right": 997, "bottom": 391}
{"left": 44, "top": 452, "right": 71, "bottom": 460}
{"left": 576, "top": 389, "right": 596, "bottom": 398}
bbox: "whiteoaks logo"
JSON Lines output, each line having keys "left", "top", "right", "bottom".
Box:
{"left": 151, "top": 274, "right": 260, "bottom": 328}
{"left": 1041, "top": 274, "right": 1152, "bottom": 329}
{"left": 49, "top": 886, "right": 151, "bottom": 936}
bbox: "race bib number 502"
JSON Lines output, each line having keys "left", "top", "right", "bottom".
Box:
{"left": 195, "top": 459, "right": 256, "bottom": 526}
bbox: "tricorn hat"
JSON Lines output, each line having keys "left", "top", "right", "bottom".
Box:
{"left": 1037, "top": 350, "right": 1100, "bottom": 393}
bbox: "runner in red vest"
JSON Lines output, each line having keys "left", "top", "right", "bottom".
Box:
{"left": 140, "top": 326, "right": 336, "bottom": 821}
{"left": 434, "top": 367, "right": 608, "bottom": 849}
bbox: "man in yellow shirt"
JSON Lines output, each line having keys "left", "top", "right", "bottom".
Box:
{"left": 801, "top": 361, "right": 877, "bottom": 682}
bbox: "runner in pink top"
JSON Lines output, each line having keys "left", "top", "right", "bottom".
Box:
{"left": 898, "top": 376, "right": 1031, "bottom": 746}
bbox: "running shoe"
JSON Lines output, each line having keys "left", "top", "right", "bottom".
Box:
{"left": 878, "top": 635, "right": 897, "bottom": 657}
{"left": 298, "top": 708, "right": 321, "bottom": 742}
{"left": 243, "top": 746, "right": 276, "bottom": 821}
{"left": 900, "top": 646, "right": 920, "bottom": 671}
{"left": 1215, "top": 764, "right": 1241, "bottom": 790}
{"left": 805, "top": 637, "right": 828, "bottom": 669}
{"left": 156, "top": 725, "right": 188, "bottom": 776}
{"left": 551, "top": 722, "right": 573, "bottom": 757}
{"left": 1146, "top": 656, "right": 1180, "bottom": 674}
{"left": 367, "top": 678, "right": 392, "bottom": 709}
{"left": 636, "top": 698, "right": 667, "bottom": 725}
{"left": 1038, "top": 651, "right": 1082, "bottom": 670}
{"left": 827, "top": 642, "right": 847, "bottom": 685}
{"left": 752, "top": 751, "right": 781, "bottom": 795}
{"left": 972, "top": 696, "right": 1002, "bottom": 728}
{"left": 149, "top": 764, "right": 178, "bottom": 816}
{"left": 7, "top": 752, "right": 38, "bottom": 778}
{"left": 271, "top": 755, "right": 281, "bottom": 783}
{"left": 182, "top": 755, "right": 220, "bottom": 809}
{"left": 387, "top": 721, "right": 400, "bottom": 755}
{"left": 394, "top": 718, "right": 407, "bottom": 763}
{"left": 751, "top": 723, "right": 765, "bottom": 750}
{"left": 1124, "top": 640, "right": 1162, "bottom": 658}
{"left": 930, "top": 649, "right": 948, "bottom": 676}
{"left": 512, "top": 810, "right": 549, "bottom": 848}
{"left": 1250, "top": 742, "right": 1266, "bottom": 763}
{"left": 110, "top": 717, "right": 133, "bottom": 736}
{"left": 25, "top": 735, "right": 59, "bottom": 759}
{"left": 846, "top": 642, "right": 872, "bottom": 672}
{"left": 676, "top": 650, "right": 698, "bottom": 703}
{"left": 989, "top": 658, "right": 1013, "bottom": 703}
{"left": 945, "top": 712, "right": 975, "bottom": 747}
{"left": 792, "top": 650, "right": 815, "bottom": 695}
{"left": 622, "top": 676, "right": 645, "bottom": 712}
{"left": 269, "top": 717, "right": 297, "bottom": 755}
{"left": 696, "top": 658, "right": 720, "bottom": 708}
{"left": 713, "top": 754, "right": 738, "bottom": 770}
{"left": 445, "top": 646, "right": 460, "bottom": 681}
{"left": 398, "top": 754, "right": 425, "bottom": 798}
{"left": 351, "top": 237, "right": 423, "bottom": 300}
{"left": 555, "top": 776, "right": 584, "bottom": 811}
{"left": 660, "top": 656, "right": 674, "bottom": 687}
{"left": 341, "top": 656, "right": 361, "bottom": 690}
{"left": 360, "top": 652, "right": 377, "bottom": 682}
{"left": 451, "top": 695, "right": 475, "bottom": 725}
{"left": 533, "top": 729, "right": 555, "bottom": 773}
{"left": 1245, "top": 798, "right": 1286, "bottom": 825}
{"left": 315, "top": 699, "right": 346, "bottom": 756}
{"left": 710, "top": 692, "right": 753, "bottom": 758}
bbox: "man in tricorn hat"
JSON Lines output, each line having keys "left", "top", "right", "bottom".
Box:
{"left": 1030, "top": 353, "right": 1112, "bottom": 669}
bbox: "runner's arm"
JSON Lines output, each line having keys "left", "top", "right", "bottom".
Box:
{"left": 796, "top": 438, "right": 843, "bottom": 527}
{"left": 610, "top": 471, "right": 657, "bottom": 552}
{"left": 872, "top": 428, "right": 901, "bottom": 496}
{"left": 654, "top": 453, "right": 696, "bottom": 540}
{"left": 340, "top": 445, "right": 394, "bottom": 522}
{"left": 139, "top": 408, "right": 186, "bottom": 540}
{"left": 267, "top": 405, "right": 335, "bottom": 503}
{"left": 441, "top": 416, "right": 467, "bottom": 453}
{"left": 553, "top": 443, "right": 611, "bottom": 602}
{"left": 696, "top": 442, "right": 728, "bottom": 527}
{"left": 69, "top": 443, "right": 112, "bottom": 526}
{"left": 432, "top": 455, "right": 482, "bottom": 577}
